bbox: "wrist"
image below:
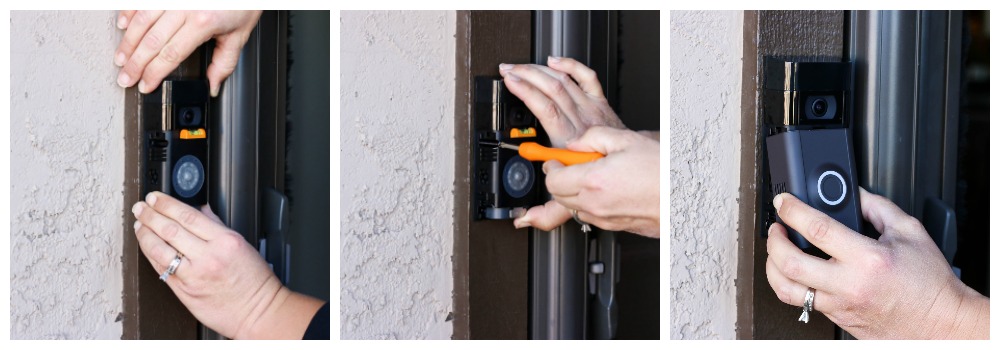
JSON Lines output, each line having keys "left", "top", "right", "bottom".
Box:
{"left": 942, "top": 285, "right": 990, "bottom": 339}
{"left": 238, "top": 283, "right": 325, "bottom": 339}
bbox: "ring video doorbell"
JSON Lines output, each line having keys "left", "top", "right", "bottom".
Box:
{"left": 764, "top": 60, "right": 865, "bottom": 254}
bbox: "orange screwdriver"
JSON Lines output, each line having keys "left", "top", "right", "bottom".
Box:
{"left": 490, "top": 141, "right": 604, "bottom": 166}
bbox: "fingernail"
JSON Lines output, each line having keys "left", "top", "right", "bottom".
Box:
{"left": 548, "top": 56, "right": 562, "bottom": 63}
{"left": 117, "top": 71, "right": 130, "bottom": 88}
{"left": 499, "top": 63, "right": 514, "bottom": 71}
{"left": 114, "top": 52, "right": 125, "bottom": 67}
{"left": 505, "top": 73, "right": 521, "bottom": 83}
{"left": 145, "top": 192, "right": 157, "bottom": 206}
{"left": 773, "top": 194, "right": 784, "bottom": 211}
{"left": 210, "top": 84, "right": 219, "bottom": 98}
{"left": 131, "top": 202, "right": 143, "bottom": 217}
{"left": 133, "top": 220, "right": 141, "bottom": 231}
{"left": 510, "top": 207, "right": 527, "bottom": 219}
{"left": 137, "top": 80, "right": 147, "bottom": 93}
{"left": 117, "top": 15, "right": 127, "bottom": 29}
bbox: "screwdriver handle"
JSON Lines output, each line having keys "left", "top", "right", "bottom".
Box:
{"left": 518, "top": 142, "right": 604, "bottom": 166}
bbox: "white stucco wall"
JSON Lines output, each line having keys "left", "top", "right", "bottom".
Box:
{"left": 339, "top": 11, "right": 456, "bottom": 339}
{"left": 669, "top": 10, "right": 743, "bottom": 339}
{"left": 9, "top": 11, "right": 124, "bottom": 339}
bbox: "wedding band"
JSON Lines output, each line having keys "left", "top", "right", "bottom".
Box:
{"left": 570, "top": 209, "right": 592, "bottom": 233}
{"left": 160, "top": 255, "right": 183, "bottom": 282}
{"left": 798, "top": 287, "right": 816, "bottom": 323}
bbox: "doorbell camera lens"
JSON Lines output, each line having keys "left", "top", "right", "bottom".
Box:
{"left": 503, "top": 156, "right": 534, "bottom": 198}
{"left": 804, "top": 95, "right": 837, "bottom": 120}
{"left": 178, "top": 107, "right": 202, "bottom": 127}
{"left": 811, "top": 98, "right": 827, "bottom": 116}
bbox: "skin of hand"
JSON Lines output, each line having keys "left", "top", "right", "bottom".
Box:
{"left": 514, "top": 126, "right": 660, "bottom": 238}
{"left": 114, "top": 10, "right": 262, "bottom": 97}
{"left": 499, "top": 56, "right": 626, "bottom": 149}
{"left": 766, "top": 188, "right": 989, "bottom": 339}
{"left": 132, "top": 192, "right": 323, "bottom": 339}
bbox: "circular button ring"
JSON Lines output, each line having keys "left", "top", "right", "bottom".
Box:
{"left": 817, "top": 170, "right": 847, "bottom": 206}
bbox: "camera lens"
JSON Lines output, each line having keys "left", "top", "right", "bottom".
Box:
{"left": 811, "top": 99, "right": 828, "bottom": 116}
{"left": 804, "top": 95, "right": 837, "bottom": 120}
{"left": 177, "top": 107, "right": 202, "bottom": 127}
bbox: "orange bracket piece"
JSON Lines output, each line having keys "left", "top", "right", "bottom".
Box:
{"left": 510, "top": 127, "right": 537, "bottom": 138}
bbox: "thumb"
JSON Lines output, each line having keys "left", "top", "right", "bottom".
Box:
{"left": 206, "top": 34, "right": 246, "bottom": 97}
{"left": 513, "top": 200, "right": 573, "bottom": 231}
{"left": 566, "top": 126, "right": 633, "bottom": 154}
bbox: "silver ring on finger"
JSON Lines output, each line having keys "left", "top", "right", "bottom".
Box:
{"left": 160, "top": 255, "right": 183, "bottom": 282}
{"left": 570, "top": 209, "right": 592, "bottom": 233}
{"left": 798, "top": 287, "right": 816, "bottom": 323}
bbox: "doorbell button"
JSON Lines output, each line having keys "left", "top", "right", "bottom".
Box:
{"left": 817, "top": 170, "right": 846, "bottom": 206}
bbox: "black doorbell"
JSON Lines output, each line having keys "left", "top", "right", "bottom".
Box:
{"left": 473, "top": 77, "right": 546, "bottom": 220}
{"left": 143, "top": 80, "right": 210, "bottom": 207}
{"left": 764, "top": 60, "right": 867, "bottom": 254}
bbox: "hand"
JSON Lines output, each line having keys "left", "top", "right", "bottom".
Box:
{"left": 499, "top": 56, "right": 625, "bottom": 148}
{"left": 114, "top": 11, "right": 262, "bottom": 97}
{"left": 131, "top": 192, "right": 323, "bottom": 339}
{"left": 766, "top": 188, "right": 989, "bottom": 339}
{"left": 513, "top": 126, "right": 660, "bottom": 238}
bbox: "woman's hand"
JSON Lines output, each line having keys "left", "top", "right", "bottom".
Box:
{"left": 499, "top": 56, "right": 625, "bottom": 148}
{"left": 132, "top": 192, "right": 323, "bottom": 339}
{"left": 513, "top": 126, "right": 660, "bottom": 238}
{"left": 114, "top": 10, "right": 262, "bottom": 96}
{"left": 766, "top": 188, "right": 989, "bottom": 339}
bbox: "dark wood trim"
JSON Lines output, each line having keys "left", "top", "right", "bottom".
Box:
{"left": 453, "top": 10, "right": 533, "bottom": 340}
{"left": 734, "top": 10, "right": 760, "bottom": 340}
{"left": 121, "top": 58, "right": 204, "bottom": 340}
{"left": 735, "top": 10, "right": 845, "bottom": 340}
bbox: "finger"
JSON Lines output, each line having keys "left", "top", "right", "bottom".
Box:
{"left": 133, "top": 201, "right": 206, "bottom": 257}
{"left": 201, "top": 204, "right": 225, "bottom": 225}
{"left": 765, "top": 222, "right": 842, "bottom": 293}
{"left": 118, "top": 10, "right": 137, "bottom": 30}
{"left": 501, "top": 73, "right": 576, "bottom": 146}
{"left": 765, "top": 257, "right": 834, "bottom": 314}
{"left": 774, "top": 193, "right": 875, "bottom": 260}
{"left": 513, "top": 200, "right": 573, "bottom": 231}
{"left": 566, "top": 126, "right": 634, "bottom": 154}
{"left": 116, "top": 10, "right": 164, "bottom": 80}
{"left": 503, "top": 64, "right": 586, "bottom": 128}
{"left": 544, "top": 160, "right": 596, "bottom": 197}
{"left": 858, "top": 187, "right": 920, "bottom": 237}
{"left": 207, "top": 34, "right": 247, "bottom": 97}
{"left": 139, "top": 21, "right": 214, "bottom": 94}
{"left": 145, "top": 192, "right": 230, "bottom": 241}
{"left": 134, "top": 222, "right": 181, "bottom": 275}
{"left": 122, "top": 11, "right": 187, "bottom": 93}
{"left": 547, "top": 56, "right": 604, "bottom": 97}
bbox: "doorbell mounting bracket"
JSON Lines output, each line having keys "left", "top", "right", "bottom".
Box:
{"left": 143, "top": 80, "right": 210, "bottom": 208}
{"left": 472, "top": 77, "right": 547, "bottom": 221}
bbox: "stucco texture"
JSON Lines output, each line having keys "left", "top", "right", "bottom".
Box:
{"left": 9, "top": 11, "right": 124, "bottom": 339}
{"left": 669, "top": 10, "right": 743, "bottom": 339}
{"left": 339, "top": 11, "right": 456, "bottom": 339}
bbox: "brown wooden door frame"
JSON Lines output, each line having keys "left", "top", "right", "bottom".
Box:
{"left": 453, "top": 10, "right": 533, "bottom": 340}
{"left": 735, "top": 10, "right": 845, "bottom": 340}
